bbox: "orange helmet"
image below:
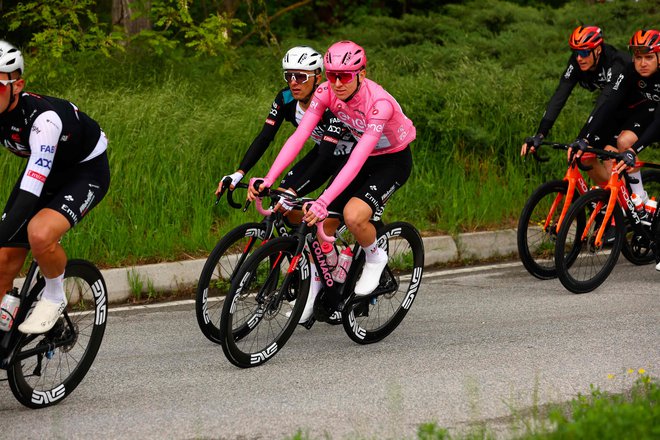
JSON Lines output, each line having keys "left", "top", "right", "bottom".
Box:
{"left": 569, "top": 26, "right": 603, "bottom": 50}
{"left": 629, "top": 29, "right": 660, "bottom": 54}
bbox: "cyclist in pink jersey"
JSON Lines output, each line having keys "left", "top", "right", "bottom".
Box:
{"left": 249, "top": 41, "right": 415, "bottom": 320}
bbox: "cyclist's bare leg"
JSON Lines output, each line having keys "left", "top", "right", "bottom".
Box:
{"left": 27, "top": 208, "right": 70, "bottom": 279}
{"left": 343, "top": 198, "right": 387, "bottom": 296}
{"left": 583, "top": 156, "right": 609, "bottom": 187}
{"left": 343, "top": 198, "right": 376, "bottom": 247}
{"left": 285, "top": 210, "right": 303, "bottom": 224}
{"left": 0, "top": 246, "right": 29, "bottom": 302}
{"left": 18, "top": 209, "right": 71, "bottom": 333}
{"left": 616, "top": 130, "right": 645, "bottom": 195}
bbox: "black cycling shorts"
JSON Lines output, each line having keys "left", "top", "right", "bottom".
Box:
{"left": 590, "top": 104, "right": 656, "bottom": 149}
{"left": 326, "top": 146, "right": 412, "bottom": 216}
{"left": 2, "top": 152, "right": 110, "bottom": 244}
{"left": 280, "top": 144, "right": 348, "bottom": 197}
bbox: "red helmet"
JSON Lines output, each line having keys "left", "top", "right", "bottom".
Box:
{"left": 323, "top": 41, "right": 367, "bottom": 72}
{"left": 569, "top": 26, "right": 603, "bottom": 50}
{"left": 629, "top": 29, "right": 660, "bottom": 54}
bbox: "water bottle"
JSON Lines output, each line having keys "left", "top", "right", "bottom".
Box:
{"left": 645, "top": 197, "right": 657, "bottom": 220}
{"left": 332, "top": 247, "right": 354, "bottom": 284}
{"left": 0, "top": 288, "right": 21, "bottom": 332}
{"left": 631, "top": 193, "right": 649, "bottom": 224}
{"left": 321, "top": 242, "right": 338, "bottom": 269}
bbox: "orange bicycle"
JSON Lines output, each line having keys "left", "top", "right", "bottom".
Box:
{"left": 554, "top": 148, "right": 660, "bottom": 293}
{"left": 518, "top": 142, "right": 660, "bottom": 280}
{"left": 517, "top": 142, "right": 594, "bottom": 279}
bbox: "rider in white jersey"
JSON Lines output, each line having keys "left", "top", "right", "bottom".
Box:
{"left": 0, "top": 41, "right": 110, "bottom": 334}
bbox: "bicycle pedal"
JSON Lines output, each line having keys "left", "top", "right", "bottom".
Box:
{"left": 299, "top": 318, "right": 316, "bottom": 330}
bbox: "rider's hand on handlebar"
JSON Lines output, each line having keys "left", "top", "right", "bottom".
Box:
{"left": 302, "top": 199, "right": 328, "bottom": 226}
{"left": 246, "top": 177, "right": 271, "bottom": 202}
{"left": 614, "top": 148, "right": 637, "bottom": 174}
{"left": 521, "top": 134, "right": 544, "bottom": 156}
{"left": 567, "top": 137, "right": 589, "bottom": 161}
{"left": 274, "top": 188, "right": 297, "bottom": 215}
{"left": 215, "top": 171, "right": 243, "bottom": 195}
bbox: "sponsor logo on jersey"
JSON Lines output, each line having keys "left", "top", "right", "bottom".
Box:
{"left": 265, "top": 118, "right": 276, "bottom": 126}
{"left": 27, "top": 170, "right": 46, "bottom": 183}
{"left": 564, "top": 65, "right": 574, "bottom": 79}
{"left": 40, "top": 145, "right": 55, "bottom": 153}
{"left": 35, "top": 158, "right": 52, "bottom": 169}
{"left": 322, "top": 135, "right": 339, "bottom": 144}
{"left": 61, "top": 204, "right": 79, "bottom": 224}
{"left": 79, "top": 189, "right": 95, "bottom": 215}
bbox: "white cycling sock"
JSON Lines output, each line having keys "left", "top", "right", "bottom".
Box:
{"left": 363, "top": 240, "right": 387, "bottom": 264}
{"left": 628, "top": 171, "right": 647, "bottom": 202}
{"left": 42, "top": 273, "right": 65, "bottom": 303}
{"left": 310, "top": 264, "right": 322, "bottom": 297}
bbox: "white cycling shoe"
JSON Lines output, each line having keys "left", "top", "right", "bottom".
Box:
{"left": 285, "top": 288, "right": 319, "bottom": 324}
{"left": 656, "top": 260, "right": 660, "bottom": 271}
{"left": 354, "top": 259, "right": 388, "bottom": 296}
{"left": 18, "top": 298, "right": 67, "bottom": 334}
{"left": 297, "top": 288, "right": 318, "bottom": 323}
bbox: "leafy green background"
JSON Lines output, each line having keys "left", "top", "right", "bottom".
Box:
{"left": 1, "top": 0, "right": 659, "bottom": 266}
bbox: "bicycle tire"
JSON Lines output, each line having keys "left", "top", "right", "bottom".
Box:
{"left": 342, "top": 222, "right": 424, "bottom": 344}
{"left": 7, "top": 260, "right": 108, "bottom": 408}
{"left": 620, "top": 169, "right": 660, "bottom": 265}
{"left": 517, "top": 180, "right": 583, "bottom": 280}
{"left": 219, "top": 236, "right": 310, "bottom": 368}
{"left": 195, "top": 222, "right": 268, "bottom": 344}
{"left": 555, "top": 189, "right": 625, "bottom": 293}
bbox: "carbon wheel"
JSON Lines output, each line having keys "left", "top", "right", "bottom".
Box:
{"left": 7, "top": 260, "right": 108, "bottom": 408}
{"left": 196, "top": 223, "right": 268, "bottom": 344}
{"left": 342, "top": 222, "right": 424, "bottom": 344}
{"left": 555, "top": 190, "right": 624, "bottom": 293}
{"left": 219, "top": 236, "right": 309, "bottom": 368}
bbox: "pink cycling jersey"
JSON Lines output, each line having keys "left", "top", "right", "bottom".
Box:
{"left": 264, "top": 78, "right": 415, "bottom": 205}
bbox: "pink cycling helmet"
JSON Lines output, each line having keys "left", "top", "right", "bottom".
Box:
{"left": 323, "top": 41, "right": 367, "bottom": 71}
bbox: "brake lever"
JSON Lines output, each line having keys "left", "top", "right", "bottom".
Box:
{"left": 214, "top": 176, "right": 233, "bottom": 206}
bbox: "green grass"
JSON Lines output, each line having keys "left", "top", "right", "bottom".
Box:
{"left": 284, "top": 373, "right": 659, "bottom": 440}
{"left": 1, "top": 0, "right": 660, "bottom": 267}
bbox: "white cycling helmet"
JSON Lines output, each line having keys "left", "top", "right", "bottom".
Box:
{"left": 0, "top": 41, "right": 24, "bottom": 74}
{"left": 282, "top": 46, "right": 324, "bottom": 72}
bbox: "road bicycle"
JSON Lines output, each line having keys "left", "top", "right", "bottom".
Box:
{"left": 517, "top": 142, "right": 660, "bottom": 280}
{"left": 218, "top": 188, "right": 424, "bottom": 368}
{"left": 195, "top": 178, "right": 297, "bottom": 344}
{"left": 518, "top": 142, "right": 592, "bottom": 279}
{"left": 554, "top": 148, "right": 660, "bottom": 293}
{"left": 0, "top": 247, "right": 107, "bottom": 408}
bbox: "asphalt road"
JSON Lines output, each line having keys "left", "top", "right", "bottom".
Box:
{"left": 1, "top": 260, "right": 658, "bottom": 439}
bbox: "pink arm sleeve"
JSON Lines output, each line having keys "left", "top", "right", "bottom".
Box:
{"left": 317, "top": 131, "right": 379, "bottom": 205}
{"left": 264, "top": 110, "right": 323, "bottom": 186}
{"left": 317, "top": 101, "right": 394, "bottom": 205}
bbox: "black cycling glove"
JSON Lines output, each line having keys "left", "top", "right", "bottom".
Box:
{"left": 524, "top": 134, "right": 544, "bottom": 149}
{"left": 617, "top": 149, "right": 637, "bottom": 168}
{"left": 569, "top": 138, "right": 589, "bottom": 152}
